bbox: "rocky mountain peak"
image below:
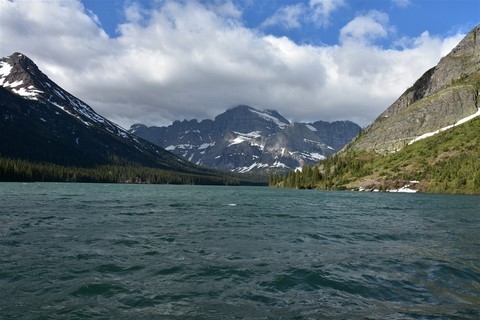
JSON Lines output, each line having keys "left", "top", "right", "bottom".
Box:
{"left": 5, "top": 52, "right": 41, "bottom": 74}
{"left": 3, "top": 52, "right": 39, "bottom": 73}
{"left": 213, "top": 105, "right": 291, "bottom": 133}
{"left": 0, "top": 52, "right": 48, "bottom": 100}
{"left": 423, "top": 25, "right": 480, "bottom": 97}
{"left": 449, "top": 25, "right": 479, "bottom": 57}
{"left": 130, "top": 106, "right": 361, "bottom": 173}
{"left": 1, "top": 52, "right": 121, "bottom": 130}
{"left": 379, "top": 26, "right": 480, "bottom": 120}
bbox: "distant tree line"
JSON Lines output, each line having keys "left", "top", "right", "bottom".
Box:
{"left": 269, "top": 152, "right": 374, "bottom": 190}
{"left": 0, "top": 157, "right": 267, "bottom": 186}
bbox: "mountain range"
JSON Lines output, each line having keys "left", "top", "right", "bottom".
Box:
{"left": 0, "top": 51, "right": 359, "bottom": 181}
{"left": 130, "top": 106, "right": 360, "bottom": 173}
{"left": 0, "top": 52, "right": 250, "bottom": 184}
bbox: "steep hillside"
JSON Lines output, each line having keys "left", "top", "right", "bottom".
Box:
{"left": 274, "top": 25, "right": 480, "bottom": 194}
{"left": 131, "top": 105, "right": 360, "bottom": 173}
{"left": 349, "top": 25, "right": 479, "bottom": 153}
{"left": 277, "top": 115, "right": 480, "bottom": 194}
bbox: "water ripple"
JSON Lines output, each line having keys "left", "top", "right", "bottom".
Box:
{"left": 0, "top": 183, "right": 479, "bottom": 319}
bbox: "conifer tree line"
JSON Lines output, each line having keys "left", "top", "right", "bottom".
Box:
{"left": 0, "top": 157, "right": 266, "bottom": 186}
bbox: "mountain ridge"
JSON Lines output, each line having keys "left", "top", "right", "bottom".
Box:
{"left": 130, "top": 105, "right": 361, "bottom": 173}
{"left": 0, "top": 52, "right": 251, "bottom": 184}
{"left": 349, "top": 25, "right": 480, "bottom": 153}
{"left": 0, "top": 52, "right": 179, "bottom": 168}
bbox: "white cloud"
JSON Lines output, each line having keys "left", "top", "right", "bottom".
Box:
{"left": 261, "top": 4, "right": 305, "bottom": 30}
{"left": 340, "top": 10, "right": 390, "bottom": 44}
{"left": 207, "top": 0, "right": 242, "bottom": 18}
{"left": 262, "top": 0, "right": 345, "bottom": 30}
{"left": 392, "top": 0, "right": 411, "bottom": 8}
{"left": 309, "top": 0, "right": 346, "bottom": 27}
{"left": 124, "top": 2, "right": 148, "bottom": 23}
{"left": 0, "top": 0, "right": 110, "bottom": 70}
{"left": 0, "top": 0, "right": 466, "bottom": 128}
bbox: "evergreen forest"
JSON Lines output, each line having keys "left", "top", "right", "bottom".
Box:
{"left": 0, "top": 157, "right": 266, "bottom": 186}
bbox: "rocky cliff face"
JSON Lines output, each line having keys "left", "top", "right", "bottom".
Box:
{"left": 131, "top": 105, "right": 360, "bottom": 173}
{"left": 350, "top": 25, "right": 480, "bottom": 153}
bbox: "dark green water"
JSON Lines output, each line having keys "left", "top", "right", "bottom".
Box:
{"left": 0, "top": 183, "right": 479, "bottom": 319}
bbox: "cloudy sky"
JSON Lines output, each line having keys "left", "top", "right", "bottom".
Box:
{"left": 0, "top": 0, "right": 478, "bottom": 128}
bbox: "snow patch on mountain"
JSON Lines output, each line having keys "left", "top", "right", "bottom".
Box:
{"left": 12, "top": 86, "right": 42, "bottom": 99}
{"left": 290, "top": 151, "right": 326, "bottom": 161}
{"left": 236, "top": 162, "right": 270, "bottom": 173}
{"left": 249, "top": 109, "right": 289, "bottom": 129}
{"left": 229, "top": 131, "right": 262, "bottom": 146}
{"left": 307, "top": 152, "right": 326, "bottom": 161}
{"left": 0, "top": 61, "right": 13, "bottom": 80}
{"left": 53, "top": 88, "right": 66, "bottom": 99}
{"left": 3, "top": 79, "right": 24, "bottom": 87}
{"left": 409, "top": 108, "right": 480, "bottom": 145}
{"left": 303, "top": 138, "right": 329, "bottom": 148}
{"left": 1, "top": 62, "right": 43, "bottom": 100}
{"left": 166, "top": 144, "right": 192, "bottom": 151}
{"left": 198, "top": 142, "right": 215, "bottom": 149}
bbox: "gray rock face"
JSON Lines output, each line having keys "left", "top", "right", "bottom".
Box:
{"left": 350, "top": 25, "right": 480, "bottom": 153}
{"left": 130, "top": 105, "right": 361, "bottom": 173}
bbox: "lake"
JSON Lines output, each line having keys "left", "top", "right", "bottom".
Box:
{"left": 0, "top": 183, "right": 479, "bottom": 319}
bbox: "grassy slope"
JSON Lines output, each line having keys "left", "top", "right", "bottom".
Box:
{"left": 300, "top": 115, "right": 480, "bottom": 194}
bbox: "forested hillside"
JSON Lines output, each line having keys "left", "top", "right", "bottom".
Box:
{"left": 272, "top": 25, "right": 480, "bottom": 194}
{"left": 271, "top": 115, "right": 480, "bottom": 194}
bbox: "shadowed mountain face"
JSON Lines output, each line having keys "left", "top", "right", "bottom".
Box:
{"left": 0, "top": 52, "right": 205, "bottom": 173}
{"left": 348, "top": 25, "right": 480, "bottom": 153}
{"left": 130, "top": 105, "right": 361, "bottom": 173}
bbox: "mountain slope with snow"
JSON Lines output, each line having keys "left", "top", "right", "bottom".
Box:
{"left": 130, "top": 105, "right": 361, "bottom": 173}
{"left": 0, "top": 52, "right": 217, "bottom": 176}
{"left": 348, "top": 25, "right": 480, "bottom": 153}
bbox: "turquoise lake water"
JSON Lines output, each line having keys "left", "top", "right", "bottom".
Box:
{"left": 1, "top": 183, "right": 479, "bottom": 319}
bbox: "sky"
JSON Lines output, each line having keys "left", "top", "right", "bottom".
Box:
{"left": 0, "top": 0, "right": 478, "bottom": 129}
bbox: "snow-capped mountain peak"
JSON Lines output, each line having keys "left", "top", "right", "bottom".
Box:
{"left": 0, "top": 53, "right": 44, "bottom": 100}
{"left": 0, "top": 52, "right": 202, "bottom": 172}
{"left": 0, "top": 52, "right": 137, "bottom": 141}
{"left": 130, "top": 105, "right": 361, "bottom": 173}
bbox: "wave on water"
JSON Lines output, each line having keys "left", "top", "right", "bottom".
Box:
{"left": 0, "top": 183, "right": 479, "bottom": 319}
